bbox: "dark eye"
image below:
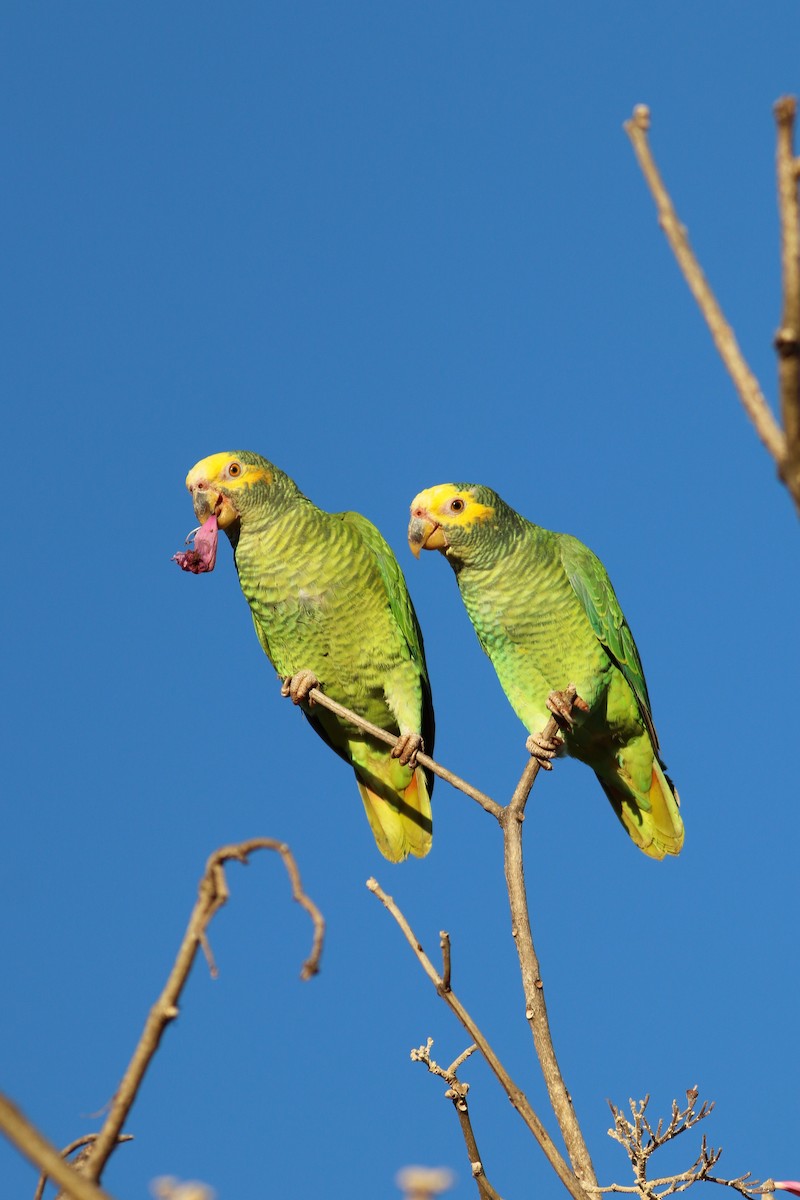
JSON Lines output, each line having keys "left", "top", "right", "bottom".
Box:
{"left": 228, "top": 461, "right": 242, "bottom": 478}
{"left": 449, "top": 497, "right": 465, "bottom": 514}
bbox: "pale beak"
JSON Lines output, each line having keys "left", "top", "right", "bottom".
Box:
{"left": 408, "top": 513, "right": 448, "bottom": 558}
{"left": 188, "top": 479, "right": 239, "bottom": 529}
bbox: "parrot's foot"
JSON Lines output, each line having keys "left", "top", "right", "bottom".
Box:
{"left": 392, "top": 732, "right": 424, "bottom": 768}
{"left": 546, "top": 686, "right": 589, "bottom": 729}
{"left": 526, "top": 731, "right": 563, "bottom": 770}
{"left": 281, "top": 670, "right": 321, "bottom": 705}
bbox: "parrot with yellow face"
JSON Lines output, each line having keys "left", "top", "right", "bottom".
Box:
{"left": 408, "top": 482, "right": 682, "bottom": 859}
{"left": 175, "top": 451, "right": 434, "bottom": 861}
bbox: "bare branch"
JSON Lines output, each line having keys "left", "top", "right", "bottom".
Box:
{"left": 500, "top": 688, "right": 597, "bottom": 1190}
{"left": 367, "top": 877, "right": 589, "bottom": 1200}
{"left": 774, "top": 96, "right": 800, "bottom": 501}
{"left": 0, "top": 1094, "right": 117, "bottom": 1200}
{"left": 81, "top": 839, "right": 324, "bottom": 1185}
{"left": 440, "top": 931, "right": 452, "bottom": 992}
{"left": 600, "top": 1091, "right": 763, "bottom": 1200}
{"left": 298, "top": 685, "right": 504, "bottom": 819}
{"left": 33, "top": 1135, "right": 133, "bottom": 1200}
{"left": 623, "top": 104, "right": 789, "bottom": 479}
{"left": 412, "top": 1039, "right": 503, "bottom": 1200}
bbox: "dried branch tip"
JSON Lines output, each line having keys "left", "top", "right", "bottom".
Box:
{"left": 631, "top": 104, "right": 650, "bottom": 130}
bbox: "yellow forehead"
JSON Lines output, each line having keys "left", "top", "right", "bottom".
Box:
{"left": 412, "top": 484, "right": 495, "bottom": 526}
{"left": 185, "top": 452, "right": 272, "bottom": 490}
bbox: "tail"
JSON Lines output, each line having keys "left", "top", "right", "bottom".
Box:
{"left": 597, "top": 759, "right": 684, "bottom": 860}
{"left": 356, "top": 766, "right": 433, "bottom": 862}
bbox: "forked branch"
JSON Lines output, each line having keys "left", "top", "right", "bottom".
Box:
{"left": 305, "top": 679, "right": 594, "bottom": 1196}
{"left": 34, "top": 1135, "right": 133, "bottom": 1200}
{"left": 367, "top": 877, "right": 588, "bottom": 1200}
{"left": 0, "top": 1095, "right": 117, "bottom": 1200}
{"left": 624, "top": 102, "right": 800, "bottom": 515}
{"left": 411, "top": 1038, "right": 503, "bottom": 1200}
{"left": 597, "top": 1089, "right": 764, "bottom": 1200}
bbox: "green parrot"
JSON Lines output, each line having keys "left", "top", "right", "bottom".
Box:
{"left": 177, "top": 451, "right": 434, "bottom": 861}
{"left": 408, "top": 483, "right": 682, "bottom": 859}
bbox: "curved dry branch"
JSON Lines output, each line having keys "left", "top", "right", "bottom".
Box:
{"left": 623, "top": 104, "right": 792, "bottom": 498}
{"left": 81, "top": 839, "right": 324, "bottom": 1185}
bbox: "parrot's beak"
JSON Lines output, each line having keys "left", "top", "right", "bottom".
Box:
{"left": 408, "top": 513, "right": 448, "bottom": 558}
{"left": 187, "top": 476, "right": 240, "bottom": 530}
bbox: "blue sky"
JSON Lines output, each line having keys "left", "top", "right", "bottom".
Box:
{"left": 3, "top": 3, "right": 800, "bottom": 1197}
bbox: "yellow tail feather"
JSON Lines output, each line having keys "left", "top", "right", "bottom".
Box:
{"left": 599, "top": 760, "right": 684, "bottom": 860}
{"left": 357, "top": 767, "right": 433, "bottom": 862}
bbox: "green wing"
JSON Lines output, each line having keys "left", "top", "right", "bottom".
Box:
{"left": 558, "top": 533, "right": 659, "bottom": 750}
{"left": 338, "top": 510, "right": 435, "bottom": 752}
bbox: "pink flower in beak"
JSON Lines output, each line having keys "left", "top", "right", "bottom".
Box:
{"left": 172, "top": 514, "right": 219, "bottom": 574}
{"left": 774, "top": 1186, "right": 800, "bottom": 1197}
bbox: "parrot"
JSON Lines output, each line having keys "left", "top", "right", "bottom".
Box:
{"left": 176, "top": 451, "right": 434, "bottom": 861}
{"left": 407, "top": 483, "right": 683, "bottom": 859}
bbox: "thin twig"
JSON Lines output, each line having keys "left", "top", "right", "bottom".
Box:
{"left": 302, "top": 686, "right": 504, "bottom": 819}
{"left": 774, "top": 96, "right": 800, "bottom": 504}
{"left": 624, "top": 104, "right": 788, "bottom": 476}
{"left": 34, "top": 1135, "right": 133, "bottom": 1200}
{"left": 81, "top": 839, "right": 324, "bottom": 1185}
{"left": 600, "top": 1091, "right": 763, "bottom": 1200}
{"left": 440, "top": 931, "right": 452, "bottom": 992}
{"left": 0, "top": 1094, "right": 117, "bottom": 1200}
{"left": 412, "top": 1040, "right": 503, "bottom": 1200}
{"left": 367, "top": 878, "right": 588, "bottom": 1200}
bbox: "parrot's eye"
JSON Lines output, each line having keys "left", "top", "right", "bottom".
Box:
{"left": 449, "top": 498, "right": 466, "bottom": 514}
{"left": 228, "top": 461, "right": 242, "bottom": 478}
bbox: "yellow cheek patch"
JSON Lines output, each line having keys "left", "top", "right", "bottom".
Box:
{"left": 411, "top": 484, "right": 495, "bottom": 528}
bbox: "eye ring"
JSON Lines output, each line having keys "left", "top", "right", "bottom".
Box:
{"left": 449, "top": 497, "right": 465, "bottom": 514}
{"left": 228, "top": 461, "right": 242, "bottom": 478}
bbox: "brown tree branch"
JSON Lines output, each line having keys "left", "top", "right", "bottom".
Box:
{"left": 0, "top": 1094, "right": 117, "bottom": 1200}
{"left": 411, "top": 1039, "right": 503, "bottom": 1200}
{"left": 366, "top": 877, "right": 589, "bottom": 1200}
{"left": 80, "top": 839, "right": 324, "bottom": 1185}
{"left": 600, "top": 1090, "right": 763, "bottom": 1200}
{"left": 310, "top": 680, "right": 594, "bottom": 1193}
{"left": 299, "top": 685, "right": 505, "bottom": 819}
{"left": 623, "top": 104, "right": 791, "bottom": 495}
{"left": 499, "top": 688, "right": 596, "bottom": 1189}
{"left": 34, "top": 1135, "right": 133, "bottom": 1200}
{"left": 774, "top": 96, "right": 800, "bottom": 502}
